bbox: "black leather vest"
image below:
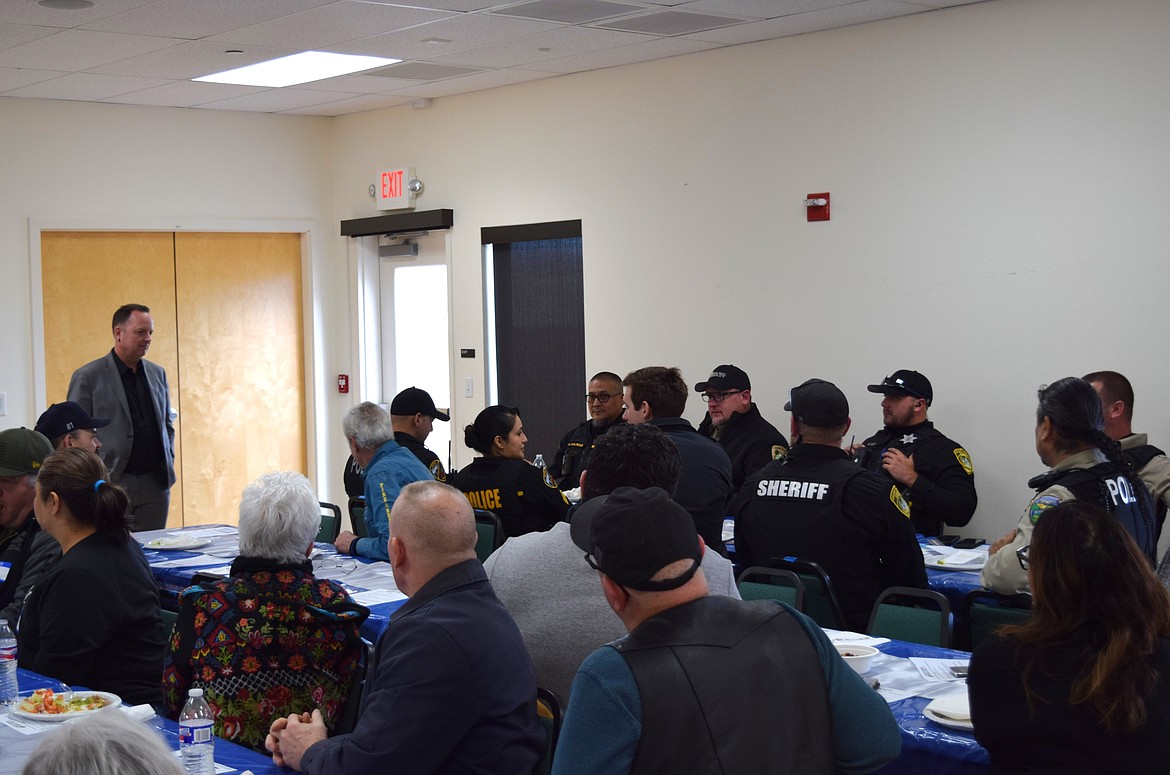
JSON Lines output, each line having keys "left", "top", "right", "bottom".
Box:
{"left": 612, "top": 597, "right": 834, "bottom": 775}
{"left": 1029, "top": 462, "right": 1157, "bottom": 563}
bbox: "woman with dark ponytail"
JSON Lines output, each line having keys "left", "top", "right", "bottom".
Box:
{"left": 18, "top": 448, "right": 165, "bottom": 705}
{"left": 982, "top": 377, "right": 1156, "bottom": 594}
{"left": 448, "top": 405, "right": 570, "bottom": 539}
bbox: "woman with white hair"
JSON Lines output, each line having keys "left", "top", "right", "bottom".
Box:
{"left": 161, "top": 471, "right": 368, "bottom": 752}
{"left": 22, "top": 709, "right": 185, "bottom": 775}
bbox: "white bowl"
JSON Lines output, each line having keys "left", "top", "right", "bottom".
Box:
{"left": 835, "top": 644, "right": 879, "bottom": 675}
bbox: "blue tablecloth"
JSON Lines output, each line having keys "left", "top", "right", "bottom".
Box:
{"left": 140, "top": 525, "right": 406, "bottom": 641}
{"left": 4, "top": 669, "right": 277, "bottom": 775}
{"left": 873, "top": 640, "right": 989, "bottom": 774}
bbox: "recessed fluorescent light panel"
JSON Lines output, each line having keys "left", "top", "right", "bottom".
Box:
{"left": 194, "top": 51, "right": 402, "bottom": 88}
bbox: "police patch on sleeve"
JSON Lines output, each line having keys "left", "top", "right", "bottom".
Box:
{"left": 542, "top": 467, "right": 559, "bottom": 489}
{"left": 890, "top": 486, "right": 911, "bottom": 518}
{"left": 429, "top": 459, "right": 447, "bottom": 482}
{"left": 1029, "top": 494, "right": 1061, "bottom": 525}
{"left": 771, "top": 444, "right": 788, "bottom": 460}
{"left": 953, "top": 447, "right": 974, "bottom": 476}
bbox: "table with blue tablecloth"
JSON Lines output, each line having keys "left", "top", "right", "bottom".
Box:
{"left": 138, "top": 525, "right": 406, "bottom": 641}
{"left": 0, "top": 669, "right": 278, "bottom": 775}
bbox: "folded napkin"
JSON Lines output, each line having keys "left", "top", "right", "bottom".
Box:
{"left": 926, "top": 691, "right": 970, "bottom": 721}
{"left": 121, "top": 704, "right": 156, "bottom": 722}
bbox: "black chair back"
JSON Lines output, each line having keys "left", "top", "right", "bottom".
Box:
{"left": 348, "top": 496, "right": 368, "bottom": 538}
{"left": 867, "top": 586, "right": 954, "bottom": 648}
{"left": 736, "top": 566, "right": 805, "bottom": 611}
{"left": 474, "top": 509, "right": 503, "bottom": 562}
{"left": 767, "top": 556, "right": 846, "bottom": 629}
{"left": 318, "top": 502, "right": 342, "bottom": 543}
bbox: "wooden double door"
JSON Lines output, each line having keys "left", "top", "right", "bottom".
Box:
{"left": 41, "top": 231, "right": 307, "bottom": 526}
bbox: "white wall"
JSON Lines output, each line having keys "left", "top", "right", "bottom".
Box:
{"left": 0, "top": 97, "right": 347, "bottom": 503}
{"left": 329, "top": 0, "right": 1170, "bottom": 541}
{"left": 4, "top": 0, "right": 1169, "bottom": 538}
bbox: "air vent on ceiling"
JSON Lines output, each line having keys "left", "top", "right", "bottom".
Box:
{"left": 596, "top": 10, "right": 746, "bottom": 36}
{"left": 366, "top": 63, "right": 484, "bottom": 81}
{"left": 493, "top": 0, "right": 643, "bottom": 24}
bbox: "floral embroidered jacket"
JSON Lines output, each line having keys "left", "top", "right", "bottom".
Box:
{"left": 162, "top": 556, "right": 369, "bottom": 752}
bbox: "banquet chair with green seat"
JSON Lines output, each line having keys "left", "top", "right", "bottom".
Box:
{"left": 348, "top": 496, "right": 368, "bottom": 538}
{"left": 767, "top": 556, "right": 846, "bottom": 630}
{"left": 474, "top": 509, "right": 503, "bottom": 562}
{"left": 736, "top": 567, "right": 805, "bottom": 611}
{"left": 866, "top": 586, "right": 954, "bottom": 648}
{"left": 535, "top": 687, "right": 562, "bottom": 775}
{"left": 318, "top": 502, "right": 342, "bottom": 543}
{"left": 959, "top": 590, "right": 1033, "bottom": 651}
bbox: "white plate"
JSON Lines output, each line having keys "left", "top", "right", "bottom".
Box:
{"left": 923, "top": 706, "right": 974, "bottom": 731}
{"left": 145, "top": 536, "right": 211, "bottom": 551}
{"left": 10, "top": 690, "right": 122, "bottom": 722}
{"left": 923, "top": 557, "right": 985, "bottom": 571}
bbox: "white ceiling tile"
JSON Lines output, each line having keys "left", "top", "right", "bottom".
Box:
{"left": 0, "top": 23, "right": 58, "bottom": 52}
{"left": 356, "top": 0, "right": 499, "bottom": 10}
{"left": 0, "top": 0, "right": 155, "bottom": 28}
{"left": 430, "top": 24, "right": 644, "bottom": 68}
{"left": 332, "top": 13, "right": 561, "bottom": 60}
{"left": 0, "top": 29, "right": 181, "bottom": 71}
{"left": 96, "top": 80, "right": 268, "bottom": 107}
{"left": 526, "top": 34, "right": 718, "bottom": 72}
{"left": 87, "top": 40, "right": 297, "bottom": 80}
{"left": 675, "top": 0, "right": 851, "bottom": 20}
{"left": 387, "top": 66, "right": 554, "bottom": 98}
{"left": 0, "top": 66, "right": 65, "bottom": 92}
{"left": 197, "top": 86, "right": 368, "bottom": 112}
{"left": 80, "top": 0, "right": 335, "bottom": 40}
{"left": 279, "top": 92, "right": 416, "bottom": 115}
{"left": 297, "top": 72, "right": 422, "bottom": 93}
{"left": 2, "top": 71, "right": 170, "bottom": 101}
{"left": 205, "top": 1, "right": 457, "bottom": 50}
{"left": 683, "top": 0, "right": 922, "bottom": 44}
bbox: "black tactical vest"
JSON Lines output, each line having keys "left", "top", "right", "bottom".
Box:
{"left": 612, "top": 596, "right": 834, "bottom": 775}
{"left": 1029, "top": 462, "right": 1157, "bottom": 563}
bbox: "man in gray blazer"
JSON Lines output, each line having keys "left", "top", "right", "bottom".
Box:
{"left": 68, "top": 303, "right": 176, "bottom": 530}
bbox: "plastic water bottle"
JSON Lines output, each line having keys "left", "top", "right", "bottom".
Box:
{"left": 178, "top": 688, "right": 215, "bottom": 775}
{"left": 0, "top": 621, "right": 17, "bottom": 706}
{"left": 532, "top": 453, "right": 546, "bottom": 469}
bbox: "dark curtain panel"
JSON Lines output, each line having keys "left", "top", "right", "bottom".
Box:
{"left": 491, "top": 233, "right": 585, "bottom": 463}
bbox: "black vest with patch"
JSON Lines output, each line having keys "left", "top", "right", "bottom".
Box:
{"left": 1028, "top": 462, "right": 1157, "bottom": 563}
{"left": 1122, "top": 443, "right": 1168, "bottom": 528}
{"left": 613, "top": 596, "right": 834, "bottom": 775}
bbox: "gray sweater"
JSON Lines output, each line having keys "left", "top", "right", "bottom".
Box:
{"left": 483, "top": 522, "right": 740, "bottom": 703}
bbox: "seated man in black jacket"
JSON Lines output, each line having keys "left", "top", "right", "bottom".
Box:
{"left": 695, "top": 364, "right": 788, "bottom": 493}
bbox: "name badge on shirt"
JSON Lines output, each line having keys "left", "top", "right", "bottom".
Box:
{"left": 0, "top": 561, "right": 11, "bottom": 584}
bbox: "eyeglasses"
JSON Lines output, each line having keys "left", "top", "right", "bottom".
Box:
{"left": 1016, "top": 544, "right": 1030, "bottom": 570}
{"left": 586, "top": 393, "right": 620, "bottom": 404}
{"left": 702, "top": 390, "right": 743, "bottom": 403}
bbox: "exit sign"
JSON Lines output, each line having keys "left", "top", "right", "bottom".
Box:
{"left": 376, "top": 166, "right": 417, "bottom": 211}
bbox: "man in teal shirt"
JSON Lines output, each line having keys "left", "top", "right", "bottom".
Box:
{"left": 556, "top": 487, "right": 901, "bottom": 774}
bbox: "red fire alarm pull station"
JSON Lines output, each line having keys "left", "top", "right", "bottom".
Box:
{"left": 338, "top": 375, "right": 349, "bottom": 394}
{"left": 805, "top": 192, "right": 830, "bottom": 222}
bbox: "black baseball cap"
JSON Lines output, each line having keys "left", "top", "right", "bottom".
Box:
{"left": 389, "top": 387, "right": 450, "bottom": 421}
{"left": 570, "top": 486, "right": 702, "bottom": 591}
{"left": 694, "top": 365, "right": 750, "bottom": 393}
{"left": 867, "top": 370, "right": 933, "bottom": 406}
{"left": 35, "top": 401, "right": 111, "bottom": 442}
{"left": 784, "top": 378, "right": 849, "bottom": 426}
